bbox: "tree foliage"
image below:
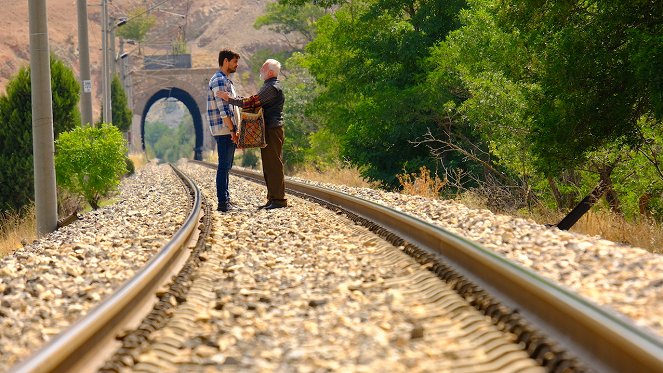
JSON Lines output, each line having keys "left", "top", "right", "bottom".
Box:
{"left": 272, "top": 0, "right": 663, "bottom": 218}
{"left": 0, "top": 56, "right": 80, "bottom": 212}
{"left": 280, "top": 53, "right": 322, "bottom": 170}
{"left": 144, "top": 119, "right": 194, "bottom": 163}
{"left": 116, "top": 7, "right": 156, "bottom": 52}
{"left": 55, "top": 124, "right": 128, "bottom": 210}
{"left": 300, "top": 0, "right": 468, "bottom": 186}
{"left": 496, "top": 0, "right": 663, "bottom": 173}
{"left": 255, "top": 1, "right": 326, "bottom": 46}
{"left": 111, "top": 75, "right": 132, "bottom": 132}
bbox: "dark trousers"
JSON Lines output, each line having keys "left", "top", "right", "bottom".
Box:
{"left": 260, "top": 126, "right": 286, "bottom": 204}
{"left": 215, "top": 135, "right": 236, "bottom": 204}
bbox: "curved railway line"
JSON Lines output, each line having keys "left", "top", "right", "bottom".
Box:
{"left": 8, "top": 161, "right": 663, "bottom": 372}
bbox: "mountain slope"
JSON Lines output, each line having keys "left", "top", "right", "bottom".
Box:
{"left": 0, "top": 0, "right": 286, "bottom": 115}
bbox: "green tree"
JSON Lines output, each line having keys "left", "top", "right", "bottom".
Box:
{"left": 144, "top": 119, "right": 194, "bottom": 163}
{"left": 300, "top": 0, "right": 468, "bottom": 186}
{"left": 111, "top": 74, "right": 132, "bottom": 132}
{"left": 424, "top": 0, "right": 542, "bottom": 206}
{"left": 55, "top": 124, "right": 128, "bottom": 210}
{"left": 116, "top": 7, "right": 156, "bottom": 54}
{"left": 255, "top": 1, "right": 327, "bottom": 47}
{"left": 497, "top": 0, "right": 663, "bottom": 173}
{"left": 281, "top": 53, "right": 322, "bottom": 170}
{"left": 240, "top": 149, "right": 260, "bottom": 169}
{"left": 0, "top": 55, "right": 80, "bottom": 212}
{"left": 427, "top": 0, "right": 663, "bottom": 215}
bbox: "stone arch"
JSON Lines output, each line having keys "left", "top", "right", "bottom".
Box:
{"left": 140, "top": 87, "right": 204, "bottom": 160}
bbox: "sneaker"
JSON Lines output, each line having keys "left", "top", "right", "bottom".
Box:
{"left": 264, "top": 202, "right": 287, "bottom": 210}
{"left": 217, "top": 202, "right": 230, "bottom": 212}
{"left": 257, "top": 201, "right": 272, "bottom": 209}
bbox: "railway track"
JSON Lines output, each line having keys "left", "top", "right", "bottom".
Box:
{"left": 9, "top": 161, "right": 663, "bottom": 372}
{"left": 10, "top": 165, "right": 204, "bottom": 373}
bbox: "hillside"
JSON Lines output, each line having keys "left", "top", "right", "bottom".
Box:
{"left": 0, "top": 0, "right": 287, "bottom": 116}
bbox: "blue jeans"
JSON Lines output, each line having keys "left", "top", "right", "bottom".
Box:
{"left": 215, "top": 135, "right": 236, "bottom": 204}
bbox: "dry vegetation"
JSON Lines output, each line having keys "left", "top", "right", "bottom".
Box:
{"left": 291, "top": 165, "right": 379, "bottom": 188}
{"left": 3, "top": 161, "right": 661, "bottom": 257}
{"left": 397, "top": 166, "right": 447, "bottom": 199}
{"left": 129, "top": 152, "right": 148, "bottom": 169}
{"left": 397, "top": 168, "right": 663, "bottom": 254}
{"left": 568, "top": 211, "right": 663, "bottom": 254}
{"left": 0, "top": 205, "right": 36, "bottom": 257}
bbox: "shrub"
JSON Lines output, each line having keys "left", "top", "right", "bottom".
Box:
{"left": 111, "top": 75, "right": 132, "bottom": 131}
{"left": 125, "top": 156, "right": 135, "bottom": 176}
{"left": 241, "top": 149, "right": 259, "bottom": 169}
{"left": 55, "top": 124, "right": 128, "bottom": 209}
{"left": 0, "top": 55, "right": 80, "bottom": 212}
{"left": 397, "top": 166, "right": 447, "bottom": 199}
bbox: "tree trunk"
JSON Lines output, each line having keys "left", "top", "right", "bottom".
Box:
{"left": 639, "top": 193, "right": 652, "bottom": 217}
{"left": 598, "top": 166, "right": 622, "bottom": 215}
{"left": 556, "top": 180, "right": 608, "bottom": 230}
{"left": 547, "top": 176, "right": 563, "bottom": 210}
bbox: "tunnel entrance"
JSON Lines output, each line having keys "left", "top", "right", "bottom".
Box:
{"left": 140, "top": 87, "right": 204, "bottom": 160}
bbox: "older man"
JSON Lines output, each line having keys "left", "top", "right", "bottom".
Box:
{"left": 218, "top": 59, "right": 287, "bottom": 209}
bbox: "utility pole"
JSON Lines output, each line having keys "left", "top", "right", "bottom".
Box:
{"left": 77, "top": 0, "right": 93, "bottom": 126}
{"left": 111, "top": 17, "right": 117, "bottom": 77}
{"left": 29, "top": 0, "right": 58, "bottom": 236}
{"left": 101, "top": 0, "right": 109, "bottom": 124}
{"left": 107, "top": 15, "right": 114, "bottom": 124}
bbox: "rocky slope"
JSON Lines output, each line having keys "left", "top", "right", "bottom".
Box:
{"left": 0, "top": 0, "right": 287, "bottom": 116}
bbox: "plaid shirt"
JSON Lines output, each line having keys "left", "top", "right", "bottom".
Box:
{"left": 207, "top": 71, "right": 239, "bottom": 136}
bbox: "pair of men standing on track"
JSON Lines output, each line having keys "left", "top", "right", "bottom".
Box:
{"left": 206, "top": 49, "right": 287, "bottom": 212}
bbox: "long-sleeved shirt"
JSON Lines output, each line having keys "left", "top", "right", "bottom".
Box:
{"left": 226, "top": 77, "right": 284, "bottom": 128}
{"left": 207, "top": 71, "right": 240, "bottom": 136}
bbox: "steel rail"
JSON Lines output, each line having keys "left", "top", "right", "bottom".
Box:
{"left": 10, "top": 165, "right": 203, "bottom": 373}
{"left": 191, "top": 161, "right": 663, "bottom": 373}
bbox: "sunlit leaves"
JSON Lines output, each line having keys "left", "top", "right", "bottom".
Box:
{"left": 55, "top": 124, "right": 128, "bottom": 210}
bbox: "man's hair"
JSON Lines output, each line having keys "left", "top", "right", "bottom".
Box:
{"left": 264, "top": 59, "right": 281, "bottom": 76}
{"left": 218, "top": 49, "right": 240, "bottom": 66}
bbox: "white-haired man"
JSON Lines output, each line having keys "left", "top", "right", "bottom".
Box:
{"left": 218, "top": 59, "right": 287, "bottom": 209}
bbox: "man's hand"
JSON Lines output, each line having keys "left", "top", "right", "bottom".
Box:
{"left": 217, "top": 90, "right": 230, "bottom": 101}
{"left": 231, "top": 131, "right": 239, "bottom": 144}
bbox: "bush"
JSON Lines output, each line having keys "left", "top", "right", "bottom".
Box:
{"left": 55, "top": 124, "right": 128, "bottom": 209}
{"left": 125, "top": 156, "right": 135, "bottom": 176}
{"left": 0, "top": 55, "right": 80, "bottom": 212}
{"left": 241, "top": 149, "right": 259, "bottom": 169}
{"left": 111, "top": 75, "right": 132, "bottom": 131}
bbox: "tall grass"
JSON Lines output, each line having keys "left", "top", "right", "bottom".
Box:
{"left": 291, "top": 164, "right": 378, "bottom": 188}
{"left": 397, "top": 166, "right": 447, "bottom": 199}
{"left": 128, "top": 152, "right": 148, "bottom": 169}
{"left": 0, "top": 205, "right": 36, "bottom": 257}
{"left": 569, "top": 211, "right": 663, "bottom": 254}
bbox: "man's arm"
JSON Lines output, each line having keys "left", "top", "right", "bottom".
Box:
{"left": 218, "top": 85, "right": 279, "bottom": 109}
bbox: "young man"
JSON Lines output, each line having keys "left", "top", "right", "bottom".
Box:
{"left": 218, "top": 59, "right": 287, "bottom": 209}
{"left": 207, "top": 49, "right": 241, "bottom": 212}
